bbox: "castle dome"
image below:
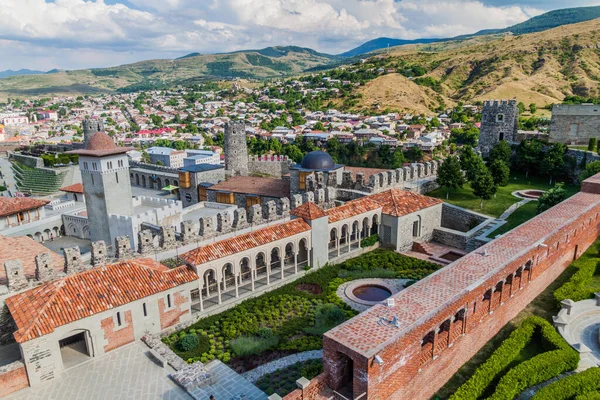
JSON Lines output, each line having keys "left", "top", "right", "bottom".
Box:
{"left": 300, "top": 151, "right": 335, "bottom": 170}
{"left": 66, "top": 131, "right": 133, "bottom": 157}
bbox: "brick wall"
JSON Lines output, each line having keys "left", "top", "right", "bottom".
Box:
{"left": 322, "top": 176, "right": 600, "bottom": 400}
{"left": 158, "top": 291, "right": 189, "bottom": 330}
{"left": 101, "top": 310, "right": 135, "bottom": 353}
{"left": 0, "top": 362, "right": 29, "bottom": 396}
{"left": 281, "top": 373, "right": 329, "bottom": 400}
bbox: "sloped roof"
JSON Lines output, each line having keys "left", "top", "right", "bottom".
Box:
{"left": 370, "top": 189, "right": 443, "bottom": 217}
{"left": 325, "top": 197, "right": 381, "bottom": 223}
{"left": 0, "top": 235, "right": 63, "bottom": 285}
{"left": 66, "top": 131, "right": 133, "bottom": 157}
{"left": 0, "top": 197, "right": 49, "bottom": 218}
{"left": 6, "top": 258, "right": 198, "bottom": 343}
{"left": 207, "top": 176, "right": 290, "bottom": 199}
{"left": 290, "top": 202, "right": 327, "bottom": 220}
{"left": 181, "top": 219, "right": 310, "bottom": 265}
{"left": 59, "top": 183, "right": 84, "bottom": 194}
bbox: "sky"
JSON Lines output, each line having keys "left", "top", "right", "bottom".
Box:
{"left": 0, "top": 0, "right": 599, "bottom": 71}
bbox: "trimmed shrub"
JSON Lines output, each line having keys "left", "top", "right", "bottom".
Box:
{"left": 450, "top": 317, "right": 578, "bottom": 400}
{"left": 554, "top": 244, "right": 600, "bottom": 306}
{"left": 589, "top": 138, "right": 597, "bottom": 152}
{"left": 360, "top": 234, "right": 379, "bottom": 248}
{"left": 532, "top": 368, "right": 600, "bottom": 400}
{"left": 304, "top": 304, "right": 345, "bottom": 335}
{"left": 179, "top": 334, "right": 200, "bottom": 352}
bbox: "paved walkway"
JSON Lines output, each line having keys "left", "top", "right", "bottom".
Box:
{"left": 242, "top": 350, "right": 323, "bottom": 383}
{"left": 7, "top": 341, "right": 190, "bottom": 400}
{"left": 480, "top": 199, "right": 532, "bottom": 239}
{"left": 190, "top": 361, "right": 268, "bottom": 400}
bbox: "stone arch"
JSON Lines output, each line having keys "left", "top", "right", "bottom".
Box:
{"left": 82, "top": 225, "right": 91, "bottom": 240}
{"left": 202, "top": 268, "right": 218, "bottom": 298}
{"left": 255, "top": 252, "right": 267, "bottom": 276}
{"left": 351, "top": 220, "right": 359, "bottom": 241}
{"left": 284, "top": 242, "right": 295, "bottom": 265}
{"left": 371, "top": 214, "right": 379, "bottom": 236}
{"left": 135, "top": 174, "right": 140, "bottom": 186}
{"left": 34, "top": 232, "right": 42, "bottom": 242}
{"left": 240, "top": 257, "right": 251, "bottom": 282}
{"left": 43, "top": 228, "right": 51, "bottom": 241}
{"left": 340, "top": 224, "right": 349, "bottom": 246}
{"left": 270, "top": 247, "right": 281, "bottom": 269}
{"left": 221, "top": 263, "right": 235, "bottom": 291}
{"left": 58, "top": 328, "right": 94, "bottom": 364}
{"left": 142, "top": 175, "right": 146, "bottom": 187}
{"left": 298, "top": 238, "right": 309, "bottom": 267}
{"left": 156, "top": 177, "right": 162, "bottom": 189}
{"left": 362, "top": 217, "right": 370, "bottom": 239}
{"left": 412, "top": 215, "right": 422, "bottom": 237}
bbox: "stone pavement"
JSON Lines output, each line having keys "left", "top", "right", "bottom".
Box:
{"left": 6, "top": 341, "right": 190, "bottom": 400}
{"left": 190, "top": 361, "right": 268, "bottom": 400}
{"left": 242, "top": 350, "right": 323, "bottom": 383}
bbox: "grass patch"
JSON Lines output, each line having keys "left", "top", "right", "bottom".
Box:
{"left": 428, "top": 173, "right": 579, "bottom": 218}
{"left": 230, "top": 336, "right": 279, "bottom": 357}
{"left": 486, "top": 201, "right": 539, "bottom": 238}
{"left": 256, "top": 359, "right": 323, "bottom": 397}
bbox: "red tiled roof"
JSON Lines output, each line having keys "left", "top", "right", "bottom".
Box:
{"left": 6, "top": 258, "right": 198, "bottom": 343}
{"left": 0, "top": 197, "right": 49, "bottom": 218}
{"left": 0, "top": 235, "right": 63, "bottom": 285}
{"left": 325, "top": 197, "right": 381, "bottom": 223}
{"left": 370, "top": 189, "right": 442, "bottom": 217}
{"left": 325, "top": 190, "right": 600, "bottom": 358}
{"left": 291, "top": 202, "right": 327, "bottom": 220}
{"left": 59, "top": 183, "right": 84, "bottom": 194}
{"left": 208, "top": 176, "right": 290, "bottom": 199}
{"left": 181, "top": 219, "right": 310, "bottom": 265}
{"left": 66, "top": 131, "right": 133, "bottom": 157}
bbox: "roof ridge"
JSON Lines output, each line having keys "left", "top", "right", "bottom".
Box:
{"left": 15, "top": 278, "right": 66, "bottom": 342}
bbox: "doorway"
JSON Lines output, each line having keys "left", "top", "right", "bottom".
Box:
{"left": 59, "top": 331, "right": 90, "bottom": 369}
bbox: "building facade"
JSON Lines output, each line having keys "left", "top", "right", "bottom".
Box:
{"left": 550, "top": 103, "right": 600, "bottom": 144}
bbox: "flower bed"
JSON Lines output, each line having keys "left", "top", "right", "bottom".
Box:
{"left": 450, "top": 316, "right": 578, "bottom": 400}
{"left": 163, "top": 249, "right": 440, "bottom": 372}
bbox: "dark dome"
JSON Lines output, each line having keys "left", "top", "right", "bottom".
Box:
{"left": 300, "top": 151, "right": 335, "bottom": 170}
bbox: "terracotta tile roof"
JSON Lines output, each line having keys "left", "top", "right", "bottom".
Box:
{"left": 66, "top": 132, "right": 133, "bottom": 157}
{"left": 0, "top": 197, "right": 49, "bottom": 218}
{"left": 325, "top": 190, "right": 600, "bottom": 358}
{"left": 0, "top": 235, "right": 63, "bottom": 285}
{"left": 290, "top": 202, "right": 326, "bottom": 220}
{"left": 59, "top": 183, "right": 84, "bottom": 194}
{"left": 207, "top": 176, "right": 290, "bottom": 199}
{"left": 181, "top": 219, "right": 311, "bottom": 265}
{"left": 325, "top": 197, "right": 381, "bottom": 223}
{"left": 370, "top": 189, "right": 442, "bottom": 217}
{"left": 5, "top": 258, "right": 198, "bottom": 343}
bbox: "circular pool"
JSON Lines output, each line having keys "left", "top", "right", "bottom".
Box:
{"left": 514, "top": 190, "right": 545, "bottom": 199}
{"left": 352, "top": 285, "right": 392, "bottom": 302}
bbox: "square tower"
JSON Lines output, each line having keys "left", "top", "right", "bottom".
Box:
{"left": 66, "top": 132, "right": 133, "bottom": 245}
{"left": 477, "top": 100, "right": 519, "bottom": 157}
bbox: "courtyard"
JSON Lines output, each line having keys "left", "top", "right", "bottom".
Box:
{"left": 6, "top": 341, "right": 189, "bottom": 400}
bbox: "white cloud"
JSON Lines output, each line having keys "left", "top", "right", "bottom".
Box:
{"left": 0, "top": 0, "right": 578, "bottom": 70}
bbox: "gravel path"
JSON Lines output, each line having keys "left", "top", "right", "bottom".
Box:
{"left": 242, "top": 350, "right": 323, "bottom": 383}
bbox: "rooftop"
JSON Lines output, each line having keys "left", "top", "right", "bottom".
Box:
{"left": 67, "top": 131, "right": 133, "bottom": 157}
{"left": 324, "top": 189, "right": 600, "bottom": 358}
{"left": 290, "top": 202, "right": 327, "bottom": 221}
{"left": 208, "top": 176, "right": 290, "bottom": 198}
{"left": 59, "top": 183, "right": 84, "bottom": 194}
{"left": 0, "top": 197, "right": 49, "bottom": 218}
{"left": 325, "top": 197, "right": 382, "bottom": 223}
{"left": 179, "top": 164, "right": 224, "bottom": 173}
{"left": 0, "top": 235, "right": 63, "bottom": 285}
{"left": 370, "top": 189, "right": 442, "bottom": 217}
{"left": 181, "top": 219, "right": 310, "bottom": 265}
{"left": 6, "top": 258, "right": 198, "bottom": 343}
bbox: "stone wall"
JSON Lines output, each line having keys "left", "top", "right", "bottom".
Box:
{"left": 477, "top": 100, "right": 519, "bottom": 157}
{"left": 248, "top": 155, "right": 293, "bottom": 178}
{"left": 101, "top": 310, "right": 135, "bottom": 353}
{"left": 550, "top": 104, "right": 600, "bottom": 144}
{"left": 9, "top": 153, "right": 44, "bottom": 169}
{"left": 441, "top": 203, "right": 489, "bottom": 233}
{"left": 158, "top": 290, "right": 190, "bottom": 330}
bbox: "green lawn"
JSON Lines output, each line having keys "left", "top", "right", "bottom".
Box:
{"left": 429, "top": 173, "right": 579, "bottom": 218}
{"left": 486, "top": 201, "right": 538, "bottom": 238}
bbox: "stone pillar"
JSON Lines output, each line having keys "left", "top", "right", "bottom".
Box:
{"left": 138, "top": 230, "right": 154, "bottom": 255}
{"left": 199, "top": 216, "right": 215, "bottom": 238}
{"left": 91, "top": 240, "right": 107, "bottom": 267}
{"left": 181, "top": 221, "right": 197, "bottom": 245}
{"left": 302, "top": 191, "right": 315, "bottom": 204}
{"left": 233, "top": 208, "right": 249, "bottom": 229}
{"left": 277, "top": 198, "right": 290, "bottom": 218}
{"left": 35, "top": 252, "right": 56, "bottom": 283}
{"left": 160, "top": 226, "right": 177, "bottom": 250}
{"left": 4, "top": 260, "right": 28, "bottom": 292}
{"left": 291, "top": 194, "right": 303, "bottom": 209}
{"left": 115, "top": 236, "right": 132, "bottom": 260}
{"left": 217, "top": 212, "right": 232, "bottom": 233}
{"left": 63, "top": 246, "right": 84, "bottom": 275}
{"left": 248, "top": 205, "right": 263, "bottom": 225}
{"left": 315, "top": 189, "right": 325, "bottom": 205}
{"left": 263, "top": 201, "right": 277, "bottom": 222}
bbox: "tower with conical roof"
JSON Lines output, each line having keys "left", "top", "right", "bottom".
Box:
{"left": 67, "top": 131, "right": 133, "bottom": 246}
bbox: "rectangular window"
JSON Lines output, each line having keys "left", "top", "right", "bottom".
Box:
{"left": 299, "top": 172, "right": 310, "bottom": 190}
{"left": 116, "top": 311, "right": 122, "bottom": 326}
{"left": 216, "top": 192, "right": 234, "bottom": 205}
{"left": 246, "top": 195, "right": 261, "bottom": 209}
{"left": 167, "top": 294, "right": 172, "bottom": 308}
{"left": 116, "top": 172, "right": 119, "bottom": 183}
{"left": 143, "top": 303, "right": 147, "bottom": 317}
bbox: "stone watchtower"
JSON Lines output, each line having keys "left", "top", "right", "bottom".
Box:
{"left": 82, "top": 117, "right": 105, "bottom": 148}
{"left": 224, "top": 121, "right": 249, "bottom": 176}
{"left": 66, "top": 131, "right": 134, "bottom": 247}
{"left": 477, "top": 100, "right": 519, "bottom": 157}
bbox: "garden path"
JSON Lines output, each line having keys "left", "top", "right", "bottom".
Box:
{"left": 478, "top": 199, "right": 531, "bottom": 239}
{"left": 242, "top": 350, "right": 323, "bottom": 383}
{"left": 515, "top": 372, "right": 576, "bottom": 400}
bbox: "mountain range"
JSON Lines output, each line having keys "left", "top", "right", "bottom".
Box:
{"left": 1, "top": 5, "right": 600, "bottom": 107}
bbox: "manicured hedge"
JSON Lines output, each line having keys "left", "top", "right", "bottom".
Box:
{"left": 450, "top": 317, "right": 578, "bottom": 400}
{"left": 554, "top": 239, "right": 600, "bottom": 306}
{"left": 532, "top": 368, "right": 600, "bottom": 400}
{"left": 360, "top": 234, "right": 379, "bottom": 248}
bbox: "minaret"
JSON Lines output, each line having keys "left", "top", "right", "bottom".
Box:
{"left": 66, "top": 131, "right": 133, "bottom": 246}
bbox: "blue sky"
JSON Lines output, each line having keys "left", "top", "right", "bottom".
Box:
{"left": 0, "top": 0, "right": 599, "bottom": 71}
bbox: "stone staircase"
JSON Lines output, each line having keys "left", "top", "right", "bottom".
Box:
{"left": 412, "top": 241, "right": 436, "bottom": 256}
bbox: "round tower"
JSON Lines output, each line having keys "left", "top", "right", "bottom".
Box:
{"left": 224, "top": 121, "right": 249, "bottom": 176}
